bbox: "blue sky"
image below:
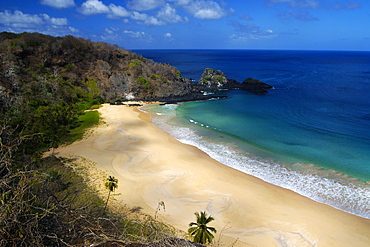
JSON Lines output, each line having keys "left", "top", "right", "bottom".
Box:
{"left": 0, "top": 0, "right": 369, "bottom": 50}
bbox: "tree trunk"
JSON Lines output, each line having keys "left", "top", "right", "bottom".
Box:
{"left": 104, "top": 190, "right": 111, "bottom": 211}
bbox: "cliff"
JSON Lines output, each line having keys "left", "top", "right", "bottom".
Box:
{"left": 0, "top": 32, "right": 205, "bottom": 108}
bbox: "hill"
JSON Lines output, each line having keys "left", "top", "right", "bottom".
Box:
{"left": 0, "top": 32, "right": 208, "bottom": 246}
{"left": 0, "top": 32, "right": 205, "bottom": 108}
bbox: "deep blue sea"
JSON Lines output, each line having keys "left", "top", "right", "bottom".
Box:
{"left": 134, "top": 49, "right": 370, "bottom": 219}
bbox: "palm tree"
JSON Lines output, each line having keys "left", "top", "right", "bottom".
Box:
{"left": 104, "top": 176, "right": 118, "bottom": 211}
{"left": 188, "top": 211, "right": 217, "bottom": 244}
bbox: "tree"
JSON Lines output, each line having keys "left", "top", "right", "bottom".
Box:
{"left": 188, "top": 211, "right": 217, "bottom": 244}
{"left": 104, "top": 176, "right": 118, "bottom": 211}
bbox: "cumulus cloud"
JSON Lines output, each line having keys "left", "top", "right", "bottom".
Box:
{"left": 79, "top": 0, "right": 132, "bottom": 19}
{"left": 184, "top": 0, "right": 234, "bottom": 20}
{"left": 0, "top": 10, "right": 43, "bottom": 28}
{"left": 127, "top": 0, "right": 165, "bottom": 11}
{"left": 40, "top": 0, "right": 75, "bottom": 8}
{"left": 42, "top": 14, "right": 69, "bottom": 25}
{"left": 130, "top": 11, "right": 163, "bottom": 25}
{"left": 78, "top": 0, "right": 110, "bottom": 15}
{"left": 0, "top": 10, "right": 77, "bottom": 36}
{"left": 79, "top": 0, "right": 181, "bottom": 25}
{"left": 229, "top": 20, "right": 278, "bottom": 41}
{"left": 156, "top": 4, "right": 185, "bottom": 23}
{"left": 100, "top": 27, "right": 153, "bottom": 43}
{"left": 164, "top": 32, "right": 174, "bottom": 40}
{"left": 0, "top": 10, "right": 68, "bottom": 28}
{"left": 107, "top": 4, "right": 131, "bottom": 18}
{"left": 123, "top": 30, "right": 152, "bottom": 41}
{"left": 78, "top": 0, "right": 228, "bottom": 25}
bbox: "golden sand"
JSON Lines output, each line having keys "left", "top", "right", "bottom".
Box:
{"left": 56, "top": 104, "right": 370, "bottom": 246}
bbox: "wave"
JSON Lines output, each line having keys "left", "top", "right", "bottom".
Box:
{"left": 145, "top": 108, "right": 370, "bottom": 219}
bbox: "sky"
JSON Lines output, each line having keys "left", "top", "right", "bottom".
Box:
{"left": 0, "top": 0, "right": 369, "bottom": 50}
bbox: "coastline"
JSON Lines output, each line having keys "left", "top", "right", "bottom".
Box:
{"left": 56, "top": 104, "right": 370, "bottom": 246}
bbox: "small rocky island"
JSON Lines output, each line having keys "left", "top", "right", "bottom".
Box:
{"left": 195, "top": 68, "right": 273, "bottom": 95}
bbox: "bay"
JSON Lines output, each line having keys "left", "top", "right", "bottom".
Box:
{"left": 135, "top": 49, "right": 370, "bottom": 219}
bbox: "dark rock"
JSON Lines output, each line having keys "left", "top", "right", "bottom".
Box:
{"left": 194, "top": 68, "right": 272, "bottom": 95}
{"left": 241, "top": 78, "right": 273, "bottom": 90}
{"left": 196, "top": 68, "right": 228, "bottom": 91}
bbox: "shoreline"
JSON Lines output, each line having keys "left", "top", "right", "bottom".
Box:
{"left": 56, "top": 104, "right": 370, "bottom": 246}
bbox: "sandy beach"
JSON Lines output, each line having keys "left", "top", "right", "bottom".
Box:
{"left": 56, "top": 104, "right": 370, "bottom": 247}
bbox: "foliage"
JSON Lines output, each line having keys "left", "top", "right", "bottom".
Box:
{"left": 137, "top": 77, "right": 151, "bottom": 89}
{"left": 104, "top": 175, "right": 118, "bottom": 210}
{"left": 0, "top": 128, "right": 188, "bottom": 246}
{"left": 0, "top": 32, "right": 207, "bottom": 246}
{"left": 188, "top": 211, "right": 217, "bottom": 245}
{"left": 216, "top": 75, "right": 224, "bottom": 82}
{"left": 69, "top": 110, "right": 100, "bottom": 143}
{"left": 129, "top": 59, "right": 142, "bottom": 69}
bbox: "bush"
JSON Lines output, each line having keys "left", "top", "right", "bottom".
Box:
{"left": 69, "top": 110, "right": 100, "bottom": 142}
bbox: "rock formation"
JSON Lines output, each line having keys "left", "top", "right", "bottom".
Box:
{"left": 195, "top": 68, "right": 272, "bottom": 94}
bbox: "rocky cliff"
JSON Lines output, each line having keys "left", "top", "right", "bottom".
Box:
{"left": 0, "top": 33, "right": 272, "bottom": 110}
{"left": 0, "top": 32, "right": 205, "bottom": 107}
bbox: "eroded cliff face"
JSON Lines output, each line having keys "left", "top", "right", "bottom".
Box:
{"left": 0, "top": 32, "right": 204, "bottom": 106}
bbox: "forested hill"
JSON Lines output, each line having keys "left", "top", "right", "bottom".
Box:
{"left": 0, "top": 32, "right": 208, "bottom": 246}
{"left": 0, "top": 32, "right": 203, "bottom": 107}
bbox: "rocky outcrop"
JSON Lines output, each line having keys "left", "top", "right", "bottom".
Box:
{"left": 0, "top": 32, "right": 207, "bottom": 104}
{"left": 195, "top": 68, "right": 272, "bottom": 94}
{"left": 0, "top": 33, "right": 272, "bottom": 107}
{"left": 239, "top": 78, "right": 273, "bottom": 94}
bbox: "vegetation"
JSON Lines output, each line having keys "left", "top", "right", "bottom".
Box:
{"left": 69, "top": 110, "right": 100, "bottom": 143}
{"left": 0, "top": 32, "right": 207, "bottom": 246}
{"left": 188, "top": 211, "right": 217, "bottom": 245}
{"left": 104, "top": 175, "right": 118, "bottom": 211}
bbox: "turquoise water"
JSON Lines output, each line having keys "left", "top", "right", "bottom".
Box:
{"left": 136, "top": 50, "right": 370, "bottom": 218}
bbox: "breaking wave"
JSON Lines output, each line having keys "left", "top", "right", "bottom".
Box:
{"left": 141, "top": 105, "right": 370, "bottom": 219}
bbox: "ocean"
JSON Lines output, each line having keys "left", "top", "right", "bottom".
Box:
{"left": 134, "top": 49, "right": 370, "bottom": 219}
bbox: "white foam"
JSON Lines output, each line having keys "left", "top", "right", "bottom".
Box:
{"left": 150, "top": 113, "right": 370, "bottom": 219}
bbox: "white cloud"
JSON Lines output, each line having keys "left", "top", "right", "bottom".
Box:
{"left": 131, "top": 11, "right": 150, "bottom": 21}
{"left": 107, "top": 4, "right": 131, "bottom": 18}
{"left": 104, "top": 27, "right": 119, "bottom": 34}
{"left": 79, "top": 1, "right": 131, "bottom": 19}
{"left": 124, "top": 30, "right": 144, "bottom": 38}
{"left": 164, "top": 32, "right": 174, "bottom": 40}
{"left": 184, "top": 0, "right": 234, "bottom": 20}
{"left": 127, "top": 0, "right": 165, "bottom": 11}
{"left": 156, "top": 4, "right": 184, "bottom": 23}
{"left": 229, "top": 20, "right": 278, "bottom": 41}
{"left": 0, "top": 10, "right": 44, "bottom": 27}
{"left": 0, "top": 10, "right": 78, "bottom": 36}
{"left": 68, "top": 26, "right": 79, "bottom": 33}
{"left": 78, "top": 0, "right": 110, "bottom": 15}
{"left": 42, "top": 14, "right": 68, "bottom": 25}
{"left": 123, "top": 30, "right": 152, "bottom": 41}
{"left": 131, "top": 11, "right": 167, "bottom": 26}
{"left": 145, "top": 16, "right": 166, "bottom": 25}
{"left": 40, "top": 0, "right": 75, "bottom": 8}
